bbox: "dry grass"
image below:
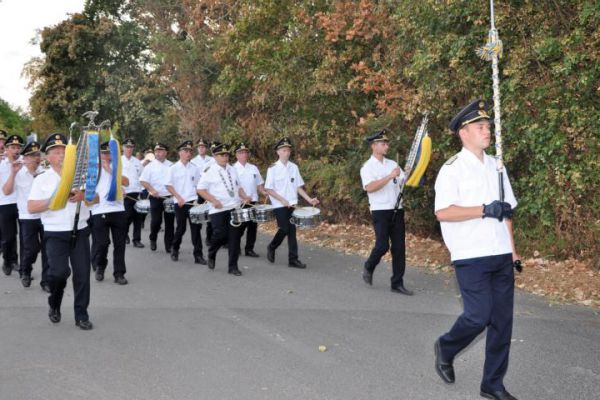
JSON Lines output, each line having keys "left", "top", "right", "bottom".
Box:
{"left": 259, "top": 221, "right": 600, "bottom": 308}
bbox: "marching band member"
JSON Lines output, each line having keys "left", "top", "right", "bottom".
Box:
{"left": 197, "top": 142, "right": 251, "bottom": 276}
{"left": 191, "top": 138, "right": 214, "bottom": 243}
{"left": 28, "top": 134, "right": 98, "bottom": 330}
{"left": 166, "top": 140, "right": 205, "bottom": 264}
{"left": 359, "top": 130, "right": 413, "bottom": 295}
{"left": 0, "top": 130, "right": 6, "bottom": 259}
{"left": 264, "top": 137, "right": 319, "bottom": 269}
{"left": 121, "top": 138, "right": 145, "bottom": 248}
{"left": 90, "top": 142, "right": 129, "bottom": 285}
{"left": 140, "top": 143, "right": 174, "bottom": 253}
{"left": 2, "top": 141, "right": 48, "bottom": 289}
{"left": 190, "top": 138, "right": 214, "bottom": 170}
{"left": 433, "top": 100, "right": 519, "bottom": 400}
{"left": 0, "top": 134, "right": 23, "bottom": 275}
{"left": 233, "top": 142, "right": 267, "bottom": 257}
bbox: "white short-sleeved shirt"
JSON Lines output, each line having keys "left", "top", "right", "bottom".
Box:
{"left": 434, "top": 148, "right": 518, "bottom": 261}
{"left": 264, "top": 160, "right": 304, "bottom": 208}
{"left": 121, "top": 155, "right": 143, "bottom": 193}
{"left": 90, "top": 167, "right": 125, "bottom": 215}
{"left": 0, "top": 159, "right": 18, "bottom": 205}
{"left": 360, "top": 155, "right": 406, "bottom": 211}
{"left": 15, "top": 166, "right": 45, "bottom": 219}
{"left": 28, "top": 168, "right": 91, "bottom": 232}
{"left": 167, "top": 160, "right": 201, "bottom": 202}
{"left": 139, "top": 159, "right": 173, "bottom": 197}
{"left": 191, "top": 154, "right": 214, "bottom": 176}
{"left": 197, "top": 163, "right": 241, "bottom": 214}
{"left": 233, "top": 161, "right": 264, "bottom": 202}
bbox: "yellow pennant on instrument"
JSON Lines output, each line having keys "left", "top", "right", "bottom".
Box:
{"left": 406, "top": 134, "right": 432, "bottom": 187}
{"left": 48, "top": 139, "right": 77, "bottom": 210}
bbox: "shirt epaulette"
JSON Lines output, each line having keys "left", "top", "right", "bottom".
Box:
{"left": 204, "top": 166, "right": 211, "bottom": 173}
{"left": 445, "top": 154, "right": 459, "bottom": 165}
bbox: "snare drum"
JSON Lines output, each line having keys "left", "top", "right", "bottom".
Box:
{"left": 290, "top": 207, "right": 321, "bottom": 229}
{"left": 254, "top": 204, "right": 274, "bottom": 223}
{"left": 163, "top": 197, "right": 175, "bottom": 214}
{"left": 134, "top": 199, "right": 151, "bottom": 214}
{"left": 230, "top": 207, "right": 256, "bottom": 227}
{"left": 189, "top": 203, "right": 210, "bottom": 224}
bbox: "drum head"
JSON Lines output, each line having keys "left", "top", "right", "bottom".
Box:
{"left": 255, "top": 204, "right": 274, "bottom": 211}
{"left": 292, "top": 206, "right": 321, "bottom": 217}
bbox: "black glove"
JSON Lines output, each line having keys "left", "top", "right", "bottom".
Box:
{"left": 513, "top": 259, "right": 523, "bottom": 273}
{"left": 502, "top": 202, "right": 514, "bottom": 219}
{"left": 482, "top": 200, "right": 505, "bottom": 221}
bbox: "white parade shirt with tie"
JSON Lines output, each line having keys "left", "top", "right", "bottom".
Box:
{"left": 264, "top": 160, "right": 304, "bottom": 208}
{"left": 434, "top": 148, "right": 518, "bottom": 261}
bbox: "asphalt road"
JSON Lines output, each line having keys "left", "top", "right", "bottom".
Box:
{"left": 0, "top": 226, "right": 598, "bottom": 400}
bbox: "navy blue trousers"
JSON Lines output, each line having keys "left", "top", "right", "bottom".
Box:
{"left": 365, "top": 209, "right": 406, "bottom": 288}
{"left": 438, "top": 253, "right": 514, "bottom": 392}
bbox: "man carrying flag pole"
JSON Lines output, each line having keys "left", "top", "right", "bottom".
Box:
{"left": 432, "top": 2, "right": 521, "bottom": 399}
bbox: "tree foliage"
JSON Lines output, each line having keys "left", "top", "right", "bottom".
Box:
{"left": 27, "top": 0, "right": 600, "bottom": 263}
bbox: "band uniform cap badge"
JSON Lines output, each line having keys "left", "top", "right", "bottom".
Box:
{"left": 274, "top": 137, "right": 292, "bottom": 150}
{"left": 6, "top": 135, "right": 23, "bottom": 146}
{"left": 448, "top": 99, "right": 491, "bottom": 133}
{"left": 366, "top": 129, "right": 389, "bottom": 144}
{"left": 123, "top": 138, "right": 135, "bottom": 146}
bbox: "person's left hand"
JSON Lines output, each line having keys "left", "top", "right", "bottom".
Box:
{"left": 69, "top": 189, "right": 85, "bottom": 203}
{"left": 309, "top": 197, "right": 320, "bottom": 206}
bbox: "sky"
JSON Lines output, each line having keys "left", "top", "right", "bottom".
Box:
{"left": 0, "top": 0, "right": 85, "bottom": 112}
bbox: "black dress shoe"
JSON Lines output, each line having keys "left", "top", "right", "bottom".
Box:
{"left": 245, "top": 250, "right": 259, "bottom": 257}
{"left": 207, "top": 258, "right": 215, "bottom": 270}
{"left": 480, "top": 389, "right": 518, "bottom": 400}
{"left": 362, "top": 267, "right": 373, "bottom": 285}
{"left": 48, "top": 308, "right": 61, "bottom": 323}
{"left": 195, "top": 256, "right": 207, "bottom": 265}
{"left": 434, "top": 339, "right": 455, "bottom": 384}
{"left": 95, "top": 269, "right": 105, "bottom": 282}
{"left": 150, "top": 241, "right": 157, "bottom": 251}
{"left": 228, "top": 269, "right": 242, "bottom": 276}
{"left": 288, "top": 259, "right": 307, "bottom": 269}
{"left": 2, "top": 264, "right": 12, "bottom": 276}
{"left": 133, "top": 241, "right": 145, "bottom": 248}
{"left": 21, "top": 274, "right": 32, "bottom": 288}
{"left": 40, "top": 282, "right": 51, "bottom": 293}
{"left": 125, "top": 236, "right": 130, "bottom": 244}
{"left": 75, "top": 320, "right": 94, "bottom": 330}
{"left": 171, "top": 250, "right": 179, "bottom": 261}
{"left": 114, "top": 275, "right": 128, "bottom": 285}
{"left": 267, "top": 247, "right": 275, "bottom": 263}
{"left": 391, "top": 284, "right": 414, "bottom": 296}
